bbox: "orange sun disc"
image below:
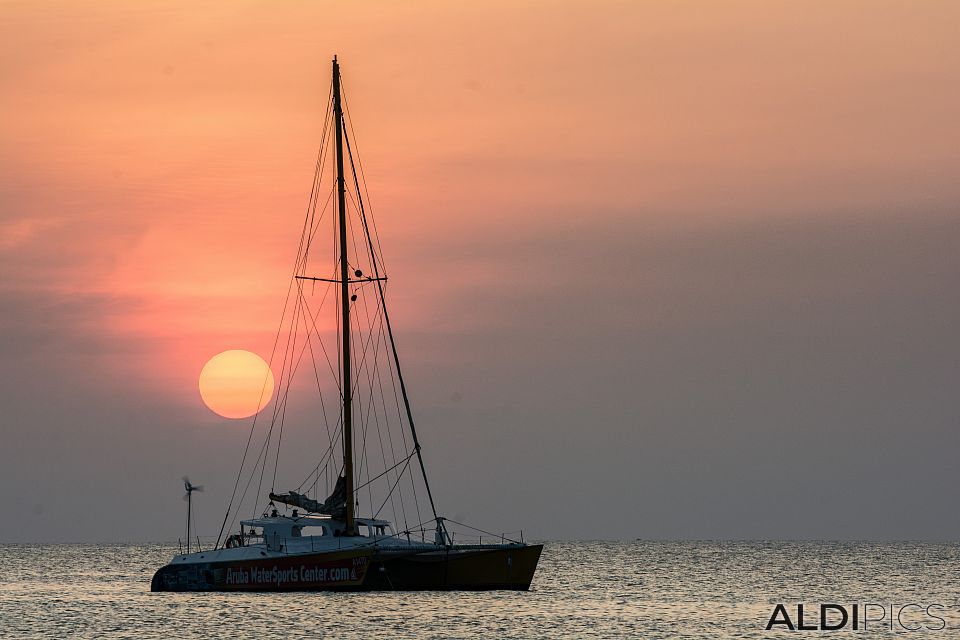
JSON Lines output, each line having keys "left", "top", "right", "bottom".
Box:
{"left": 198, "top": 350, "right": 275, "bottom": 419}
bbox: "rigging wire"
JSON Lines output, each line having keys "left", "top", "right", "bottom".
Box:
{"left": 354, "top": 449, "right": 416, "bottom": 493}
{"left": 214, "top": 83, "right": 333, "bottom": 548}
{"left": 342, "top": 136, "right": 422, "bottom": 525}
{"left": 374, "top": 454, "right": 414, "bottom": 520}
{"left": 347, "top": 220, "right": 404, "bottom": 524}
{"left": 343, "top": 121, "right": 437, "bottom": 524}
{"left": 342, "top": 80, "right": 388, "bottom": 273}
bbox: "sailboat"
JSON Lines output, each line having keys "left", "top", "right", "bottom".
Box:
{"left": 151, "top": 57, "right": 542, "bottom": 592}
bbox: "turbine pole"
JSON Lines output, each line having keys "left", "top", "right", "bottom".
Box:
{"left": 186, "top": 491, "right": 192, "bottom": 554}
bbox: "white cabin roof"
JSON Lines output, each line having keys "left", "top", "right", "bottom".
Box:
{"left": 240, "top": 514, "right": 391, "bottom": 528}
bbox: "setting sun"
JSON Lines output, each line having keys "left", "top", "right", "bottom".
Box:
{"left": 198, "top": 350, "right": 274, "bottom": 419}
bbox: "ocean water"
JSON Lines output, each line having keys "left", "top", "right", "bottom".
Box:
{"left": 1, "top": 541, "right": 959, "bottom": 638}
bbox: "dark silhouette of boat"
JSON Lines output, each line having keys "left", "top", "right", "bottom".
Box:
{"left": 151, "top": 57, "right": 542, "bottom": 592}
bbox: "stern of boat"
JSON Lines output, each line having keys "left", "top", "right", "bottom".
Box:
{"left": 366, "top": 543, "right": 543, "bottom": 590}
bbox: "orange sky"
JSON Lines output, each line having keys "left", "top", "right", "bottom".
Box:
{"left": 4, "top": 2, "right": 957, "bottom": 387}
{"left": 2, "top": 1, "right": 960, "bottom": 540}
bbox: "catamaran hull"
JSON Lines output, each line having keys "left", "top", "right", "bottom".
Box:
{"left": 150, "top": 544, "right": 542, "bottom": 592}
{"left": 150, "top": 548, "right": 374, "bottom": 592}
{"left": 365, "top": 544, "right": 543, "bottom": 591}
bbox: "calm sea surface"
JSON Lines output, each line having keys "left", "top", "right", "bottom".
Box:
{"left": 1, "top": 542, "right": 959, "bottom": 638}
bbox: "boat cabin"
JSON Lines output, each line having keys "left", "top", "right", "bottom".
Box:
{"left": 236, "top": 513, "right": 393, "bottom": 551}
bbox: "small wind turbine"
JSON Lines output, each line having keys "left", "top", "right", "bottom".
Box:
{"left": 182, "top": 476, "right": 204, "bottom": 554}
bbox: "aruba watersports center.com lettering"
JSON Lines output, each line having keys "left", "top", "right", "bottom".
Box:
{"left": 224, "top": 564, "right": 358, "bottom": 586}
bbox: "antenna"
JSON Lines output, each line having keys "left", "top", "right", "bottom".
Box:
{"left": 182, "top": 476, "right": 204, "bottom": 554}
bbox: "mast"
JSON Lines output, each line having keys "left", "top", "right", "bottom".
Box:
{"left": 333, "top": 55, "right": 356, "bottom": 535}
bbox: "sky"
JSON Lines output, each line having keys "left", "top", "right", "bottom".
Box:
{"left": 1, "top": 0, "right": 959, "bottom": 542}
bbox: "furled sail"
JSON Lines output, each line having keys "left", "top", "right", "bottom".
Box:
{"left": 269, "top": 475, "right": 347, "bottom": 519}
